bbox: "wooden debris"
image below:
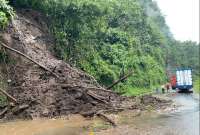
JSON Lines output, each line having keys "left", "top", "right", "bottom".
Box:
{"left": 0, "top": 107, "right": 8, "bottom": 117}
{"left": 0, "top": 88, "right": 17, "bottom": 103}
{"left": 0, "top": 41, "right": 59, "bottom": 78}
{"left": 87, "top": 91, "right": 109, "bottom": 104}
{"left": 80, "top": 110, "right": 96, "bottom": 117}
{"left": 60, "top": 84, "right": 114, "bottom": 93}
{"left": 107, "top": 71, "right": 133, "bottom": 90}
{"left": 12, "top": 104, "right": 29, "bottom": 114}
{"left": 97, "top": 111, "right": 117, "bottom": 127}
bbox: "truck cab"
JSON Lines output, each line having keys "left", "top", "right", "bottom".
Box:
{"left": 170, "top": 75, "right": 177, "bottom": 90}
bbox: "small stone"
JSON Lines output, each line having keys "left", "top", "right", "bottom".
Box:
{"left": 7, "top": 79, "right": 12, "bottom": 83}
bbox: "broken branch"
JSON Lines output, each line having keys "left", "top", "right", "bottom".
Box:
{"left": 0, "top": 42, "right": 59, "bottom": 78}
{"left": 107, "top": 71, "right": 133, "bottom": 90}
{"left": 0, "top": 107, "right": 8, "bottom": 117}
{"left": 97, "top": 111, "right": 117, "bottom": 127}
{"left": 12, "top": 104, "right": 29, "bottom": 114}
{"left": 0, "top": 88, "right": 17, "bottom": 103}
{"left": 87, "top": 91, "right": 109, "bottom": 104}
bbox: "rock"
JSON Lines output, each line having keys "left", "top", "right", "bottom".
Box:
{"left": 42, "top": 108, "right": 49, "bottom": 117}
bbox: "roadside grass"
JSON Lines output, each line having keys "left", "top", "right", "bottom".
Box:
{"left": 194, "top": 78, "right": 200, "bottom": 93}
{"left": 123, "top": 87, "right": 154, "bottom": 97}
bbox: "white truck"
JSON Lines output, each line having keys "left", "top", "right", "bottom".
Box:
{"left": 176, "top": 68, "right": 193, "bottom": 92}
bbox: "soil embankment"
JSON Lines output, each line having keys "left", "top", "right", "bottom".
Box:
{"left": 0, "top": 10, "right": 170, "bottom": 121}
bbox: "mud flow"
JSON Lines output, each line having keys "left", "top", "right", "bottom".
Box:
{"left": 0, "top": 115, "right": 92, "bottom": 135}
{"left": 0, "top": 94, "right": 198, "bottom": 135}
{"left": 96, "top": 93, "right": 199, "bottom": 135}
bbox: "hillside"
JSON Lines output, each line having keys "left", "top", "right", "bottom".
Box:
{"left": 13, "top": 0, "right": 167, "bottom": 91}
{"left": 0, "top": 8, "right": 175, "bottom": 120}
{"left": 0, "top": 0, "right": 199, "bottom": 104}
{"left": 0, "top": 9, "right": 129, "bottom": 119}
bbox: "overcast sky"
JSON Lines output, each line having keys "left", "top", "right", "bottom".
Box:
{"left": 154, "top": 0, "right": 199, "bottom": 43}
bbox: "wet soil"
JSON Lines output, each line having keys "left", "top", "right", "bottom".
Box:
{"left": 0, "top": 93, "right": 198, "bottom": 135}
{"left": 96, "top": 93, "right": 199, "bottom": 135}
{"left": 0, "top": 115, "right": 90, "bottom": 135}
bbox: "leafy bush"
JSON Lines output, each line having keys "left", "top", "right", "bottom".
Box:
{"left": 0, "top": 11, "right": 8, "bottom": 29}
{"left": 0, "top": 0, "right": 14, "bottom": 29}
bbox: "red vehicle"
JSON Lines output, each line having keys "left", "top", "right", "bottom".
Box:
{"left": 170, "top": 75, "right": 177, "bottom": 89}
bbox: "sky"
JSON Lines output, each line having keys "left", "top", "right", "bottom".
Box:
{"left": 154, "top": 0, "right": 199, "bottom": 43}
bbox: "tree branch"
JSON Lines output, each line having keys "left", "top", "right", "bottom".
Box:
{"left": 97, "top": 111, "right": 117, "bottom": 127}
{"left": 0, "top": 88, "right": 17, "bottom": 103}
{"left": 0, "top": 41, "right": 59, "bottom": 78}
{"left": 107, "top": 71, "right": 133, "bottom": 90}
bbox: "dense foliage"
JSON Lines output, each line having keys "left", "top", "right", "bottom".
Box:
{"left": 0, "top": 0, "right": 14, "bottom": 29}
{"left": 6, "top": 0, "right": 200, "bottom": 94}
{"left": 167, "top": 41, "right": 199, "bottom": 77}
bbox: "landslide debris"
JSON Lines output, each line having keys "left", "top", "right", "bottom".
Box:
{"left": 0, "top": 10, "right": 170, "bottom": 121}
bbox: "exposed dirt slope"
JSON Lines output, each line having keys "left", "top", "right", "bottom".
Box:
{"left": 0, "top": 10, "right": 126, "bottom": 119}
{"left": 0, "top": 10, "right": 170, "bottom": 120}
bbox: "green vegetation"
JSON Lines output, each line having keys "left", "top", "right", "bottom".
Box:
{"left": 168, "top": 40, "right": 199, "bottom": 77}
{"left": 0, "top": 94, "right": 7, "bottom": 106}
{"left": 123, "top": 87, "right": 153, "bottom": 96}
{"left": 13, "top": 0, "right": 167, "bottom": 92}
{"left": 0, "top": 0, "right": 14, "bottom": 29}
{"left": 0, "top": 0, "right": 14, "bottom": 105}
{"left": 3, "top": 0, "right": 200, "bottom": 95}
{"left": 194, "top": 78, "right": 200, "bottom": 93}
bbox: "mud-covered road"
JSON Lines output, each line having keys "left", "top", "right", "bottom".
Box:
{"left": 95, "top": 93, "right": 199, "bottom": 135}
{"left": 0, "top": 93, "right": 199, "bottom": 135}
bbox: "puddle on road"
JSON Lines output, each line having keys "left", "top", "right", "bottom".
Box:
{"left": 0, "top": 115, "right": 93, "bottom": 135}
{"left": 0, "top": 114, "right": 112, "bottom": 135}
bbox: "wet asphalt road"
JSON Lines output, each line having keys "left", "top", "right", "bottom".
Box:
{"left": 132, "top": 93, "right": 199, "bottom": 135}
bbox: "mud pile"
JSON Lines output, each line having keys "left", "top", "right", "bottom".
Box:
{"left": 0, "top": 10, "right": 170, "bottom": 120}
